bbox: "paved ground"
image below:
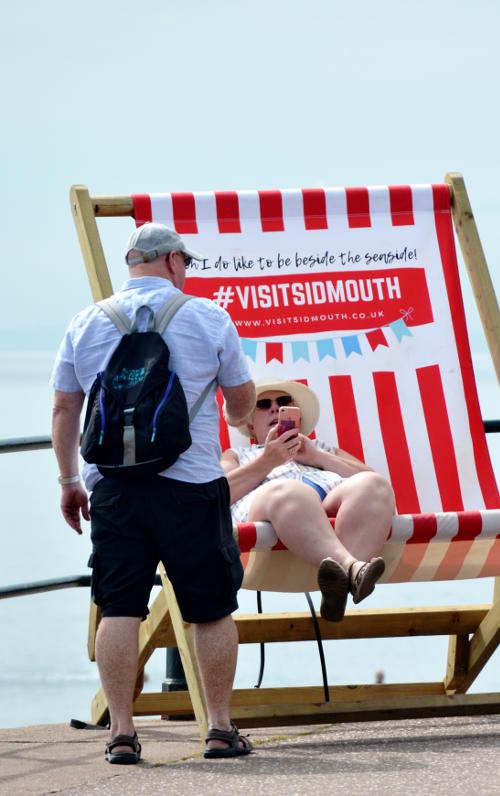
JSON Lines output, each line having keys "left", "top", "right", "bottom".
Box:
{"left": 2, "top": 715, "right": 500, "bottom": 796}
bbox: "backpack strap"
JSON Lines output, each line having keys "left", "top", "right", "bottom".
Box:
{"left": 154, "top": 293, "right": 193, "bottom": 334}
{"left": 96, "top": 298, "right": 133, "bottom": 335}
{"left": 154, "top": 293, "right": 217, "bottom": 423}
{"left": 97, "top": 294, "right": 191, "bottom": 335}
{"left": 188, "top": 380, "right": 216, "bottom": 422}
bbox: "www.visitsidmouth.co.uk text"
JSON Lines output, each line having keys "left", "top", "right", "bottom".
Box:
{"left": 234, "top": 311, "right": 386, "bottom": 328}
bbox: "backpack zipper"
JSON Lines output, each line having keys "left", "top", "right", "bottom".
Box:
{"left": 151, "top": 371, "right": 175, "bottom": 442}
{"left": 97, "top": 372, "right": 106, "bottom": 445}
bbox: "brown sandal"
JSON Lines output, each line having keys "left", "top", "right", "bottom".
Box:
{"left": 105, "top": 732, "right": 141, "bottom": 764}
{"left": 317, "top": 559, "right": 349, "bottom": 622}
{"left": 204, "top": 721, "right": 253, "bottom": 759}
{"left": 349, "top": 557, "right": 385, "bottom": 604}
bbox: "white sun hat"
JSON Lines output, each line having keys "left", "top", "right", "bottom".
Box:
{"left": 238, "top": 376, "right": 320, "bottom": 437}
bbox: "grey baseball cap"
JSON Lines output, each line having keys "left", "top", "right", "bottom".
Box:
{"left": 125, "top": 222, "right": 204, "bottom": 265}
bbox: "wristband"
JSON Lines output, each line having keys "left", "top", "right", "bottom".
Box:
{"left": 58, "top": 474, "right": 81, "bottom": 485}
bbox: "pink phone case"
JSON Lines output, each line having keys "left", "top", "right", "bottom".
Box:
{"left": 277, "top": 406, "right": 301, "bottom": 436}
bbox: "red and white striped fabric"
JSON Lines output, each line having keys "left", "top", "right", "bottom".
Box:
{"left": 234, "top": 511, "right": 500, "bottom": 590}
{"left": 132, "top": 184, "right": 500, "bottom": 588}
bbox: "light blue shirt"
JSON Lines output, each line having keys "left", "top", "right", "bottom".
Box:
{"left": 51, "top": 277, "right": 251, "bottom": 489}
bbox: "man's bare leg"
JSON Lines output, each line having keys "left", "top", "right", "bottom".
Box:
{"left": 194, "top": 615, "right": 241, "bottom": 751}
{"left": 95, "top": 616, "right": 141, "bottom": 752}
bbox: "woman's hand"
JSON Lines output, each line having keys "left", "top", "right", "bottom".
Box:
{"left": 261, "top": 426, "right": 301, "bottom": 469}
{"left": 293, "top": 434, "right": 323, "bottom": 467}
{"left": 295, "top": 437, "right": 375, "bottom": 476}
{"left": 221, "top": 428, "right": 301, "bottom": 505}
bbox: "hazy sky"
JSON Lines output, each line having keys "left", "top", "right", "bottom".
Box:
{"left": 2, "top": 0, "right": 499, "bottom": 411}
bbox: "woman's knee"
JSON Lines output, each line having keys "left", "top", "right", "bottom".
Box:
{"left": 339, "top": 471, "right": 394, "bottom": 510}
{"left": 359, "top": 472, "right": 395, "bottom": 512}
{"left": 248, "top": 479, "right": 318, "bottom": 521}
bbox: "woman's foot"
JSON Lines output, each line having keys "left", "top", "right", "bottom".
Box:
{"left": 317, "top": 559, "right": 349, "bottom": 621}
{"left": 349, "top": 557, "right": 385, "bottom": 604}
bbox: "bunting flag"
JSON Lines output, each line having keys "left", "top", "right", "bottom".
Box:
{"left": 291, "top": 341, "right": 309, "bottom": 362}
{"left": 342, "top": 335, "right": 362, "bottom": 357}
{"left": 241, "top": 339, "right": 257, "bottom": 359}
{"left": 317, "top": 338, "right": 336, "bottom": 360}
{"left": 366, "top": 328, "right": 389, "bottom": 351}
{"left": 390, "top": 318, "right": 413, "bottom": 341}
{"left": 265, "top": 342, "right": 283, "bottom": 363}
{"left": 241, "top": 320, "right": 411, "bottom": 362}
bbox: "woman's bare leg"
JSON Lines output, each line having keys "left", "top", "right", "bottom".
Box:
{"left": 322, "top": 471, "right": 395, "bottom": 565}
{"left": 247, "top": 480, "right": 356, "bottom": 572}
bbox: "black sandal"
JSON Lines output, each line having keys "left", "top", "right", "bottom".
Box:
{"left": 204, "top": 721, "right": 253, "bottom": 759}
{"left": 349, "top": 557, "right": 385, "bottom": 604}
{"left": 105, "top": 732, "right": 141, "bottom": 764}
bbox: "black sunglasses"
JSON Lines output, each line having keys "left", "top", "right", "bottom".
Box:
{"left": 255, "top": 395, "right": 293, "bottom": 410}
{"left": 166, "top": 252, "right": 192, "bottom": 268}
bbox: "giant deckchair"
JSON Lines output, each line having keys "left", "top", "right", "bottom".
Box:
{"left": 71, "top": 173, "right": 500, "bottom": 742}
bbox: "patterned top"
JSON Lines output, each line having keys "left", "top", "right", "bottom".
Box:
{"left": 229, "top": 441, "right": 344, "bottom": 522}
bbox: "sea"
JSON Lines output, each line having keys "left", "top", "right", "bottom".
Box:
{"left": 1, "top": 350, "right": 499, "bottom": 730}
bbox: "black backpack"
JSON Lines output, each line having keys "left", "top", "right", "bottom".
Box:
{"left": 81, "top": 293, "right": 213, "bottom": 480}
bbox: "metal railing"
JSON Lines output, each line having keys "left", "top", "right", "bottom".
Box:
{"left": 2, "top": 421, "right": 500, "bottom": 456}
{"left": 0, "top": 435, "right": 53, "bottom": 454}
{"left": 0, "top": 573, "right": 164, "bottom": 600}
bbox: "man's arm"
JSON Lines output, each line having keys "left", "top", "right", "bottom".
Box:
{"left": 52, "top": 389, "right": 89, "bottom": 535}
{"left": 221, "top": 380, "right": 256, "bottom": 427}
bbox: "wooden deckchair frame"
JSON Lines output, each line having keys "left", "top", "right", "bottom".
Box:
{"left": 71, "top": 173, "right": 500, "bottom": 741}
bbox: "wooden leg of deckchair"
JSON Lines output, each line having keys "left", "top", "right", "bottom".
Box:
{"left": 133, "top": 668, "right": 145, "bottom": 703}
{"left": 159, "top": 563, "right": 208, "bottom": 743}
{"left": 445, "top": 597, "right": 500, "bottom": 693}
{"left": 87, "top": 599, "right": 101, "bottom": 662}
{"left": 445, "top": 634, "right": 470, "bottom": 693}
{"left": 446, "top": 171, "right": 500, "bottom": 383}
{"left": 69, "top": 185, "right": 113, "bottom": 302}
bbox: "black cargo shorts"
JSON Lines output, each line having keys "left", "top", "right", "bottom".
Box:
{"left": 88, "top": 475, "right": 243, "bottom": 623}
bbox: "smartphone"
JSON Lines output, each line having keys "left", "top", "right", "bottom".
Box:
{"left": 277, "top": 405, "right": 301, "bottom": 436}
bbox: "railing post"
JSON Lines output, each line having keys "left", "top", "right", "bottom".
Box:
{"left": 163, "top": 646, "right": 188, "bottom": 691}
{"left": 162, "top": 647, "right": 192, "bottom": 721}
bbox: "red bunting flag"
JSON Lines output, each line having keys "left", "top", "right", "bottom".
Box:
{"left": 366, "top": 328, "right": 389, "bottom": 351}
{"left": 266, "top": 342, "right": 283, "bottom": 363}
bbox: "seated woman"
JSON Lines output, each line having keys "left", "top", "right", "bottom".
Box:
{"left": 221, "top": 377, "right": 395, "bottom": 622}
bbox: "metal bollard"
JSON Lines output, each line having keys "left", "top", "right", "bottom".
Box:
{"left": 163, "top": 646, "right": 187, "bottom": 691}
{"left": 161, "top": 647, "right": 193, "bottom": 720}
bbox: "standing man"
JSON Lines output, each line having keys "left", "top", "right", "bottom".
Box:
{"left": 51, "top": 223, "right": 256, "bottom": 762}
